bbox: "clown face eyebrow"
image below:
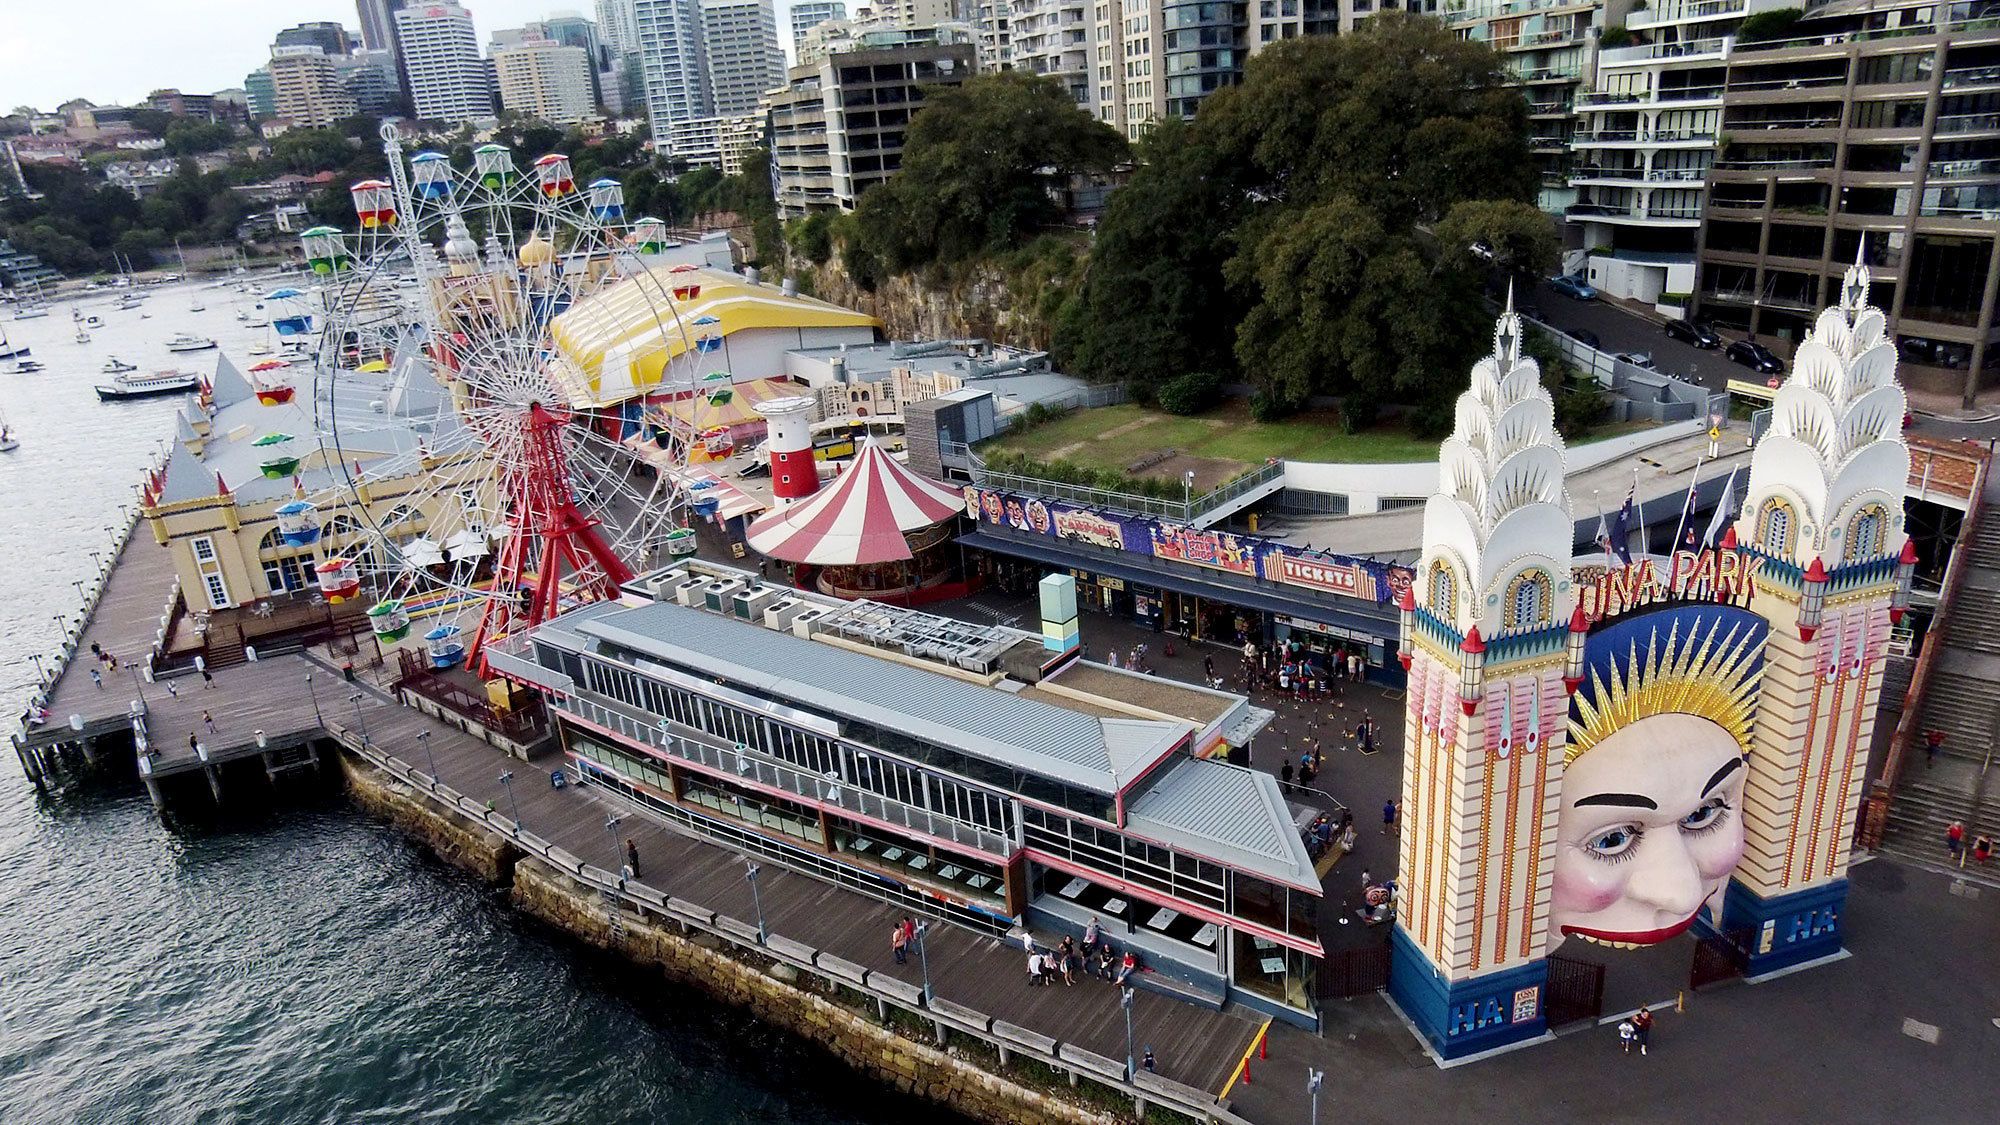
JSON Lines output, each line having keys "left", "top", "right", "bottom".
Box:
{"left": 1574, "top": 793, "right": 1658, "bottom": 809}
{"left": 1702, "top": 757, "right": 1746, "bottom": 797}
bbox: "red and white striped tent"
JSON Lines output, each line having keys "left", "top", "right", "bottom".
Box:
{"left": 745, "top": 440, "right": 965, "bottom": 564}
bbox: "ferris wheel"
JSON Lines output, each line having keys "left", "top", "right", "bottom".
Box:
{"left": 277, "top": 124, "right": 729, "bottom": 676}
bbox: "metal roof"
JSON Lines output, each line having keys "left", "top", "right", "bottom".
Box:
{"left": 1124, "top": 757, "right": 1321, "bottom": 893}
{"left": 571, "top": 600, "right": 1191, "bottom": 794}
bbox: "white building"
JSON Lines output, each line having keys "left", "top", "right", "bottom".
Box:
{"left": 1009, "top": 0, "right": 1091, "bottom": 112}
{"left": 493, "top": 39, "right": 597, "bottom": 124}
{"left": 667, "top": 112, "right": 764, "bottom": 172}
{"left": 789, "top": 1, "right": 848, "bottom": 55}
{"left": 972, "top": 0, "right": 1012, "bottom": 70}
{"left": 634, "top": 0, "right": 714, "bottom": 141}
{"left": 268, "top": 46, "right": 359, "bottom": 129}
{"left": 394, "top": 2, "right": 493, "bottom": 123}
{"left": 699, "top": 0, "right": 785, "bottom": 116}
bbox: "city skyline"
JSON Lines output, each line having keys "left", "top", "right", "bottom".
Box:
{"left": 0, "top": 0, "right": 820, "bottom": 110}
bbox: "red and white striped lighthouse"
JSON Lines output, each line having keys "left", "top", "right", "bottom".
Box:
{"left": 759, "top": 395, "right": 821, "bottom": 504}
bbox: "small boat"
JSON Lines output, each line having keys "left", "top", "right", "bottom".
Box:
{"left": 189, "top": 300, "right": 205, "bottom": 312}
{"left": 116, "top": 295, "right": 143, "bottom": 310}
{"left": 85, "top": 315, "right": 103, "bottom": 327}
{"left": 74, "top": 330, "right": 90, "bottom": 344}
{"left": 12, "top": 306, "right": 47, "bottom": 320}
{"left": 165, "top": 333, "right": 218, "bottom": 353}
{"left": 96, "top": 370, "right": 201, "bottom": 401}
{"left": 0, "top": 327, "right": 27, "bottom": 360}
{"left": 0, "top": 416, "right": 17, "bottom": 453}
{"left": 102, "top": 357, "right": 138, "bottom": 373}
{"left": 4, "top": 359, "right": 44, "bottom": 374}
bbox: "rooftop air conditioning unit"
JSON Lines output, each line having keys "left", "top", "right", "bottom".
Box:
{"left": 702, "top": 578, "right": 746, "bottom": 613}
{"left": 672, "top": 575, "right": 711, "bottom": 607}
{"left": 764, "top": 598, "right": 806, "bottom": 631}
{"left": 645, "top": 567, "right": 690, "bottom": 602}
{"left": 735, "top": 586, "right": 783, "bottom": 620}
{"left": 790, "top": 606, "right": 827, "bottom": 640}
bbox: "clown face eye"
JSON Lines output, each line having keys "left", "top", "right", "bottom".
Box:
{"left": 1585, "top": 824, "right": 1644, "bottom": 862}
{"left": 1680, "top": 797, "right": 1732, "bottom": 835}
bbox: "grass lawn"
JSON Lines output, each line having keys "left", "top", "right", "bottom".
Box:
{"left": 981, "top": 401, "right": 1440, "bottom": 480}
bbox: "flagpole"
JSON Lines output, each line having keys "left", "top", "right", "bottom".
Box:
{"left": 1670, "top": 450, "right": 1708, "bottom": 563}
{"left": 1632, "top": 468, "right": 1647, "bottom": 558}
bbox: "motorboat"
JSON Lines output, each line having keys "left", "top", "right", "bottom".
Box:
{"left": 74, "top": 330, "right": 90, "bottom": 344}
{"left": 85, "top": 315, "right": 103, "bottom": 327}
{"left": 165, "top": 333, "right": 218, "bottom": 353}
{"left": 96, "top": 370, "right": 200, "bottom": 401}
{"left": 115, "top": 295, "right": 144, "bottom": 310}
{"left": 102, "top": 357, "right": 138, "bottom": 373}
{"left": 3, "top": 359, "right": 43, "bottom": 374}
{"left": 12, "top": 306, "right": 48, "bottom": 320}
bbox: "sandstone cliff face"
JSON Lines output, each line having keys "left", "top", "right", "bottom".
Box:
{"left": 802, "top": 256, "right": 1057, "bottom": 351}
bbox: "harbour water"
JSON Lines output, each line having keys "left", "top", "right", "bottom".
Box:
{"left": 0, "top": 287, "right": 928, "bottom": 1124}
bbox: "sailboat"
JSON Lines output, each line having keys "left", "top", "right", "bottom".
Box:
{"left": 178, "top": 242, "right": 205, "bottom": 312}
{"left": 11, "top": 281, "right": 49, "bottom": 320}
{"left": 0, "top": 324, "right": 28, "bottom": 360}
{"left": 0, "top": 403, "right": 18, "bottom": 451}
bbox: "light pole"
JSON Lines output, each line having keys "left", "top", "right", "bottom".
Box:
{"left": 914, "top": 919, "right": 933, "bottom": 1005}
{"left": 347, "top": 691, "right": 368, "bottom": 743}
{"left": 1181, "top": 469, "right": 1196, "bottom": 513}
{"left": 1307, "top": 1067, "right": 1324, "bottom": 1125}
{"left": 418, "top": 729, "right": 436, "bottom": 781}
{"left": 1121, "top": 986, "right": 1137, "bottom": 1080}
{"left": 605, "top": 813, "right": 624, "bottom": 876}
{"left": 89, "top": 549, "right": 104, "bottom": 570}
{"left": 498, "top": 770, "right": 520, "bottom": 824}
{"left": 305, "top": 672, "right": 323, "bottom": 726}
{"left": 28, "top": 653, "right": 47, "bottom": 683}
{"left": 744, "top": 859, "right": 766, "bottom": 942}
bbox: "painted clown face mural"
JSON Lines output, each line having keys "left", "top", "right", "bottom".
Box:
{"left": 1553, "top": 609, "right": 1765, "bottom": 949}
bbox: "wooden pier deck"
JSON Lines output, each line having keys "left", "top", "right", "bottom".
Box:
{"left": 14, "top": 530, "right": 1259, "bottom": 1098}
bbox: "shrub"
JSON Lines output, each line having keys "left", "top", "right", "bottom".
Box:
{"left": 1737, "top": 8, "right": 1803, "bottom": 42}
{"left": 1600, "top": 26, "right": 1633, "bottom": 49}
{"left": 1156, "top": 370, "right": 1222, "bottom": 415}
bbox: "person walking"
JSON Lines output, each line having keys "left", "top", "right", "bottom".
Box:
{"left": 1382, "top": 799, "right": 1398, "bottom": 835}
{"left": 1281, "top": 760, "right": 1294, "bottom": 788}
{"left": 165, "top": 679, "right": 179, "bottom": 699}
{"left": 1082, "top": 916, "right": 1100, "bottom": 955}
{"left": 1204, "top": 654, "right": 1216, "bottom": 682}
{"left": 625, "top": 839, "right": 641, "bottom": 877}
{"left": 1947, "top": 820, "right": 1966, "bottom": 861}
{"left": 1925, "top": 729, "right": 1944, "bottom": 769}
{"left": 1618, "top": 1017, "right": 1637, "bottom": 1055}
{"left": 1025, "top": 946, "right": 1040, "bottom": 986}
{"left": 1631, "top": 1007, "right": 1654, "bottom": 1056}
{"left": 89, "top": 667, "right": 102, "bottom": 689}
{"left": 901, "top": 917, "right": 917, "bottom": 948}
{"left": 1060, "top": 937, "right": 1078, "bottom": 986}
{"left": 1142, "top": 1047, "right": 1156, "bottom": 1074}
{"left": 202, "top": 710, "right": 217, "bottom": 734}
{"left": 1974, "top": 835, "right": 1993, "bottom": 864}
{"left": 892, "top": 922, "right": 909, "bottom": 965}
{"left": 200, "top": 667, "right": 215, "bottom": 690}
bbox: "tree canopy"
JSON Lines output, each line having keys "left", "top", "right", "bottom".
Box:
{"left": 848, "top": 72, "right": 1127, "bottom": 274}
{"left": 1057, "top": 14, "right": 1558, "bottom": 425}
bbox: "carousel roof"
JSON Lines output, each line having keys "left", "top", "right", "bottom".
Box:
{"left": 745, "top": 440, "right": 963, "bottom": 566}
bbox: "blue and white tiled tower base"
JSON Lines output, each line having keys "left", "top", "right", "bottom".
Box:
{"left": 1388, "top": 929, "right": 1549, "bottom": 1060}
{"left": 1705, "top": 877, "right": 1848, "bottom": 977}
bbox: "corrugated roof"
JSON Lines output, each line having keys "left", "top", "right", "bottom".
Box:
{"left": 1124, "top": 757, "right": 1321, "bottom": 893}
{"left": 570, "top": 599, "right": 1190, "bottom": 794}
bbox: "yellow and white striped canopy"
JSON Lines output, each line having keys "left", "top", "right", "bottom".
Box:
{"left": 548, "top": 265, "right": 879, "bottom": 407}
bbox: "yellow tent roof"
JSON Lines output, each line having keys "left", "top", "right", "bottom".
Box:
{"left": 651, "top": 376, "right": 799, "bottom": 431}
{"left": 548, "top": 265, "right": 879, "bottom": 407}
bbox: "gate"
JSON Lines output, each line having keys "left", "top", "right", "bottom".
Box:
{"left": 1689, "top": 929, "right": 1751, "bottom": 991}
{"left": 1314, "top": 943, "right": 1392, "bottom": 1000}
{"left": 1544, "top": 954, "right": 1605, "bottom": 1028}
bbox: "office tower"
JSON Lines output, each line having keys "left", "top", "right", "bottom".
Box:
{"left": 269, "top": 47, "right": 361, "bottom": 128}
{"left": 634, "top": 0, "right": 713, "bottom": 139}
{"left": 335, "top": 49, "right": 405, "bottom": 116}
{"left": 699, "top": 0, "right": 784, "bottom": 116}
{"left": 493, "top": 39, "right": 597, "bottom": 123}
{"left": 790, "top": 1, "right": 847, "bottom": 52}
{"left": 597, "top": 0, "right": 640, "bottom": 52}
{"left": 395, "top": 2, "right": 493, "bottom": 123}
{"left": 356, "top": 0, "right": 408, "bottom": 53}
{"left": 244, "top": 68, "right": 278, "bottom": 120}
{"left": 1693, "top": 0, "right": 2000, "bottom": 404}
{"left": 275, "top": 21, "right": 353, "bottom": 58}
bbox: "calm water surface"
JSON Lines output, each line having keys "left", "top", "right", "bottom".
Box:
{"left": 0, "top": 287, "right": 919, "bottom": 1124}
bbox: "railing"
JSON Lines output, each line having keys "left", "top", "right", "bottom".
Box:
{"left": 1630, "top": 0, "right": 1745, "bottom": 29}
{"left": 1577, "top": 85, "right": 1724, "bottom": 108}
{"left": 1942, "top": 65, "right": 2000, "bottom": 90}
{"left": 1937, "top": 112, "right": 2000, "bottom": 136}
{"left": 1733, "top": 15, "right": 2000, "bottom": 53}
{"left": 1929, "top": 158, "right": 2000, "bottom": 180}
{"left": 397, "top": 652, "right": 551, "bottom": 743}
{"left": 1571, "top": 165, "right": 1707, "bottom": 183}
{"left": 1573, "top": 128, "right": 1718, "bottom": 144}
{"left": 959, "top": 450, "right": 1287, "bottom": 527}
{"left": 1599, "top": 36, "right": 1730, "bottom": 65}
{"left": 1711, "top": 158, "right": 1834, "bottom": 170}
{"left": 331, "top": 729, "right": 1253, "bottom": 1125}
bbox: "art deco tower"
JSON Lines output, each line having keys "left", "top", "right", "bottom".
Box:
{"left": 1389, "top": 296, "right": 1576, "bottom": 1060}
{"left": 1724, "top": 253, "right": 1912, "bottom": 974}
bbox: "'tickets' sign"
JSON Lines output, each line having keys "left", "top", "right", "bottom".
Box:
{"left": 1276, "top": 555, "right": 1361, "bottom": 596}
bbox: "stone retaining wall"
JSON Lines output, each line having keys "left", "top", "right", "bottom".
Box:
{"left": 339, "top": 753, "right": 519, "bottom": 884}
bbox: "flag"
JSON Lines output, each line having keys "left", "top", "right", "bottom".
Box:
{"left": 1610, "top": 487, "right": 1634, "bottom": 565}
{"left": 1594, "top": 506, "right": 1614, "bottom": 563}
{"left": 1702, "top": 465, "right": 1741, "bottom": 548}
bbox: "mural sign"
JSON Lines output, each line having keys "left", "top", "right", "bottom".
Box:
{"left": 1576, "top": 547, "right": 1763, "bottom": 625}
{"left": 1053, "top": 508, "right": 1125, "bottom": 550}
{"left": 1275, "top": 555, "right": 1362, "bottom": 597}
{"left": 1149, "top": 524, "right": 1259, "bottom": 576}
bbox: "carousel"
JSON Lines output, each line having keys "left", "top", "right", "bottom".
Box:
{"left": 744, "top": 439, "right": 965, "bottom": 602}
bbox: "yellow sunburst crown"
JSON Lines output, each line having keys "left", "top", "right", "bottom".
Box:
{"left": 1567, "top": 615, "right": 1763, "bottom": 763}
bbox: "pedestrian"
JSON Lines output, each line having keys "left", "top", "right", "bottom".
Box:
{"left": 1338, "top": 821, "right": 1357, "bottom": 856}
{"left": 90, "top": 642, "right": 102, "bottom": 661}
{"left": 165, "top": 679, "right": 178, "bottom": 698}
{"left": 1350, "top": 652, "right": 1364, "bottom": 683}
{"left": 1083, "top": 915, "right": 1100, "bottom": 955}
{"left": 1204, "top": 654, "right": 1215, "bottom": 682}
{"left": 1142, "top": 1047, "right": 1156, "bottom": 1074}
{"left": 106, "top": 652, "right": 118, "bottom": 671}
{"left": 1060, "top": 937, "right": 1078, "bottom": 986}
{"left": 1382, "top": 799, "right": 1398, "bottom": 835}
{"left": 1041, "top": 951, "right": 1061, "bottom": 985}
{"left": 1925, "top": 729, "right": 1944, "bottom": 769}
{"left": 1021, "top": 929, "right": 1036, "bottom": 954}
{"left": 625, "top": 838, "right": 641, "bottom": 877}
{"left": 1281, "top": 760, "right": 1294, "bottom": 787}
{"left": 1975, "top": 835, "right": 1993, "bottom": 864}
{"left": 1115, "top": 950, "right": 1139, "bottom": 987}
{"left": 1107, "top": 650, "right": 1120, "bottom": 670}
{"left": 893, "top": 922, "right": 909, "bottom": 965}
{"left": 1618, "top": 1017, "right": 1637, "bottom": 1055}
{"left": 90, "top": 667, "right": 102, "bottom": 689}
{"left": 202, "top": 710, "right": 216, "bottom": 733}
{"left": 201, "top": 667, "right": 215, "bottom": 690}
{"left": 1356, "top": 716, "right": 1377, "bottom": 755}
{"left": 188, "top": 732, "right": 199, "bottom": 755}
{"left": 1026, "top": 947, "right": 1041, "bottom": 986}
{"left": 1631, "top": 1007, "right": 1654, "bottom": 1056}
{"left": 1096, "top": 945, "right": 1116, "bottom": 981}
{"left": 1947, "top": 820, "right": 1966, "bottom": 861}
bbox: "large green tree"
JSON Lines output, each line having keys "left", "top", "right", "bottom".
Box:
{"left": 849, "top": 71, "right": 1127, "bottom": 273}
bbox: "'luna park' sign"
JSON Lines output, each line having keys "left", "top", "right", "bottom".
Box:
{"left": 1576, "top": 547, "right": 1764, "bottom": 625}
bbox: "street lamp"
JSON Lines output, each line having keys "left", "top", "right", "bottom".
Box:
{"left": 418, "top": 729, "right": 436, "bottom": 781}
{"left": 498, "top": 770, "right": 520, "bottom": 824}
{"left": 72, "top": 579, "right": 88, "bottom": 603}
{"left": 1121, "top": 986, "right": 1137, "bottom": 1080}
{"left": 347, "top": 691, "right": 368, "bottom": 743}
{"left": 1181, "top": 469, "right": 1196, "bottom": 512}
{"left": 305, "top": 672, "right": 323, "bottom": 726}
{"left": 28, "top": 653, "right": 47, "bottom": 683}
{"left": 914, "top": 920, "right": 933, "bottom": 1005}
{"left": 745, "top": 859, "right": 767, "bottom": 942}
{"left": 1307, "top": 1067, "right": 1324, "bottom": 1125}
{"left": 605, "top": 813, "right": 625, "bottom": 877}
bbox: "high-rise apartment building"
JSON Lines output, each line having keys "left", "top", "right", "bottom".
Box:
{"left": 244, "top": 68, "right": 278, "bottom": 119}
{"left": 973, "top": 1, "right": 1013, "bottom": 70}
{"left": 335, "top": 48, "right": 406, "bottom": 116}
{"left": 700, "top": 0, "right": 785, "bottom": 116}
{"left": 1692, "top": 0, "right": 2000, "bottom": 405}
{"left": 1011, "top": 0, "right": 1091, "bottom": 110}
{"left": 790, "top": 1, "right": 849, "bottom": 54}
{"left": 395, "top": 3, "right": 493, "bottom": 123}
{"left": 355, "top": 0, "right": 408, "bottom": 53}
{"left": 634, "top": 0, "right": 714, "bottom": 145}
{"left": 268, "top": 47, "right": 361, "bottom": 128}
{"left": 276, "top": 21, "right": 353, "bottom": 59}
{"left": 493, "top": 39, "right": 597, "bottom": 123}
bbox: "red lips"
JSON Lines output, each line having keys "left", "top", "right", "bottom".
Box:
{"left": 1562, "top": 910, "right": 1701, "bottom": 946}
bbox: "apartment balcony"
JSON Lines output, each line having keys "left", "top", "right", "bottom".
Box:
{"left": 1730, "top": 14, "right": 2000, "bottom": 56}
{"left": 1710, "top": 157, "right": 1835, "bottom": 173}
{"left": 1514, "top": 64, "right": 1583, "bottom": 84}
{"left": 1570, "top": 164, "right": 1708, "bottom": 186}
{"left": 1629, "top": 0, "right": 1745, "bottom": 31}
{"left": 1576, "top": 85, "right": 1723, "bottom": 110}
{"left": 1565, "top": 201, "right": 1704, "bottom": 226}
{"left": 1505, "top": 28, "right": 1587, "bottom": 51}
{"left": 1942, "top": 64, "right": 2000, "bottom": 93}
{"left": 1928, "top": 158, "right": 2000, "bottom": 181}
{"left": 1526, "top": 99, "right": 1575, "bottom": 118}
{"left": 1937, "top": 111, "right": 2000, "bottom": 138}
{"left": 1571, "top": 127, "right": 1717, "bottom": 148}
{"left": 1598, "top": 36, "right": 1730, "bottom": 68}
{"left": 1443, "top": 0, "right": 1595, "bottom": 23}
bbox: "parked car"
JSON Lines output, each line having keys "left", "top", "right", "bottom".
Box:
{"left": 1614, "top": 351, "right": 1657, "bottom": 370}
{"left": 1571, "top": 328, "right": 1601, "bottom": 349}
{"left": 1663, "top": 318, "right": 1721, "bottom": 348}
{"left": 1727, "top": 340, "right": 1784, "bottom": 374}
{"left": 1548, "top": 274, "right": 1597, "bottom": 301}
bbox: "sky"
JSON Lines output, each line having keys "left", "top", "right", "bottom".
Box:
{"left": 0, "top": 0, "right": 813, "bottom": 112}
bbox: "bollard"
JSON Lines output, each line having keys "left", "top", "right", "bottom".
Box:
{"left": 1676, "top": 990, "right": 1686, "bottom": 1013}
{"left": 1259, "top": 1031, "right": 1268, "bottom": 1060}
{"left": 1240, "top": 1057, "right": 1252, "bottom": 1085}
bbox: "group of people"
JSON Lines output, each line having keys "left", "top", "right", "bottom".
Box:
{"left": 1239, "top": 639, "right": 1369, "bottom": 700}
{"left": 1023, "top": 917, "right": 1139, "bottom": 988}
{"left": 1945, "top": 820, "right": 1993, "bottom": 865}
{"left": 1616, "top": 1007, "right": 1657, "bottom": 1056}
{"left": 1302, "top": 809, "right": 1357, "bottom": 863}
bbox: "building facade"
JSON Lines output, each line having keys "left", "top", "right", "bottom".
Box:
{"left": 269, "top": 48, "right": 360, "bottom": 129}
{"left": 493, "top": 39, "right": 597, "bottom": 123}
{"left": 244, "top": 68, "right": 278, "bottom": 120}
{"left": 791, "top": 1, "right": 850, "bottom": 53}
{"left": 275, "top": 21, "right": 353, "bottom": 58}
{"left": 490, "top": 559, "right": 1336, "bottom": 1025}
{"left": 334, "top": 48, "right": 406, "bottom": 116}
{"left": 770, "top": 35, "right": 978, "bottom": 216}
{"left": 635, "top": 0, "right": 715, "bottom": 145}
{"left": 1692, "top": 0, "right": 2000, "bottom": 406}
{"left": 355, "top": 0, "right": 408, "bottom": 53}
{"left": 395, "top": 2, "right": 494, "bottom": 123}
{"left": 700, "top": 0, "right": 786, "bottom": 116}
